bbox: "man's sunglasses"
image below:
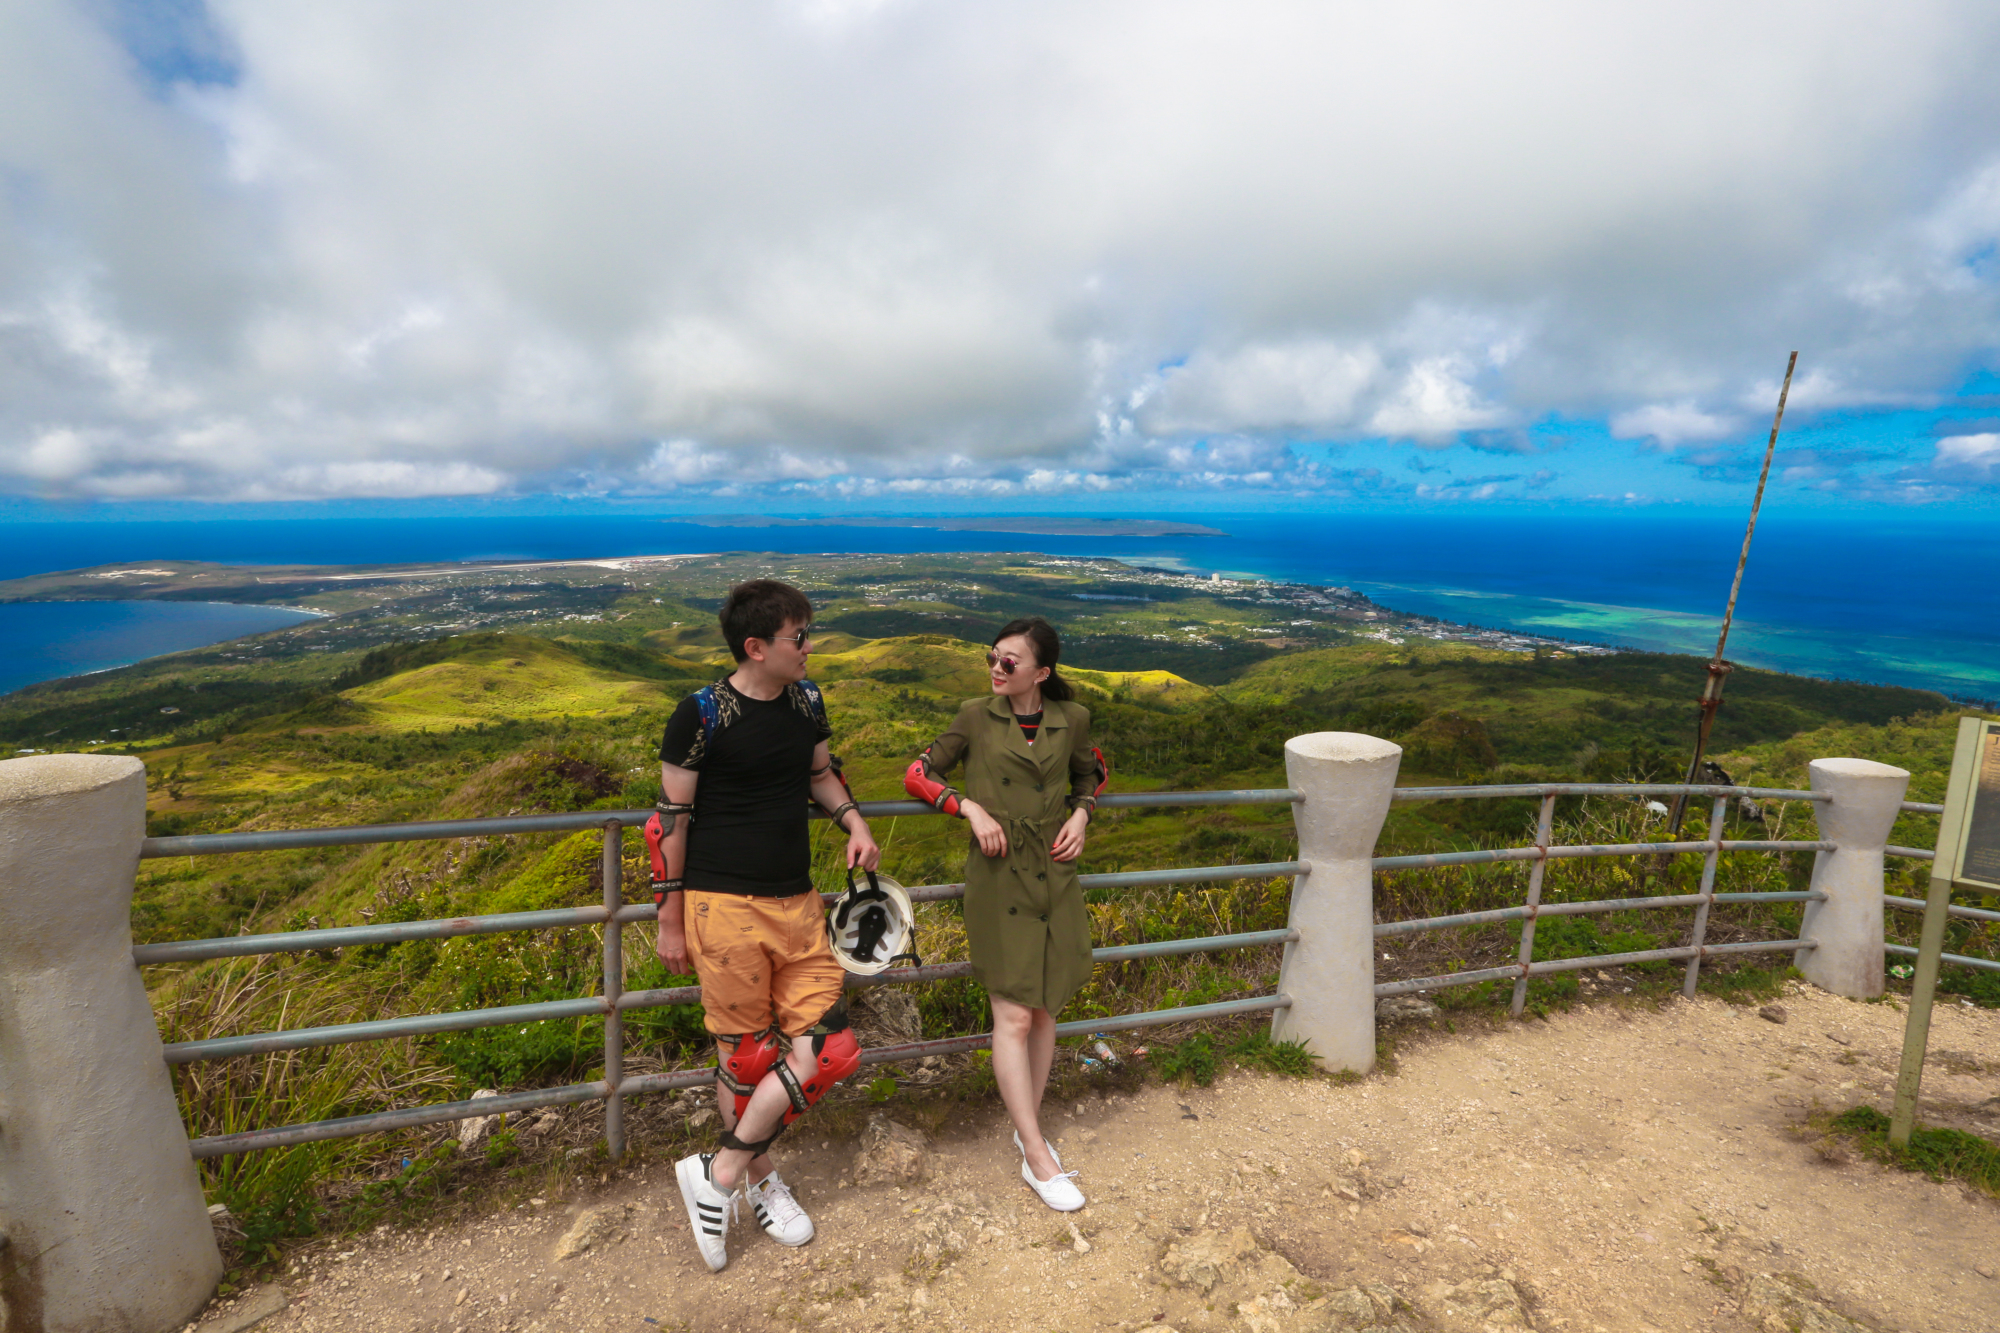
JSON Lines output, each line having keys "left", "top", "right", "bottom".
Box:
{"left": 769, "top": 627, "right": 813, "bottom": 647}
{"left": 986, "top": 651, "right": 1025, "bottom": 675}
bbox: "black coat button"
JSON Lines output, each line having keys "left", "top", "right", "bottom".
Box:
{"left": 1036, "top": 871, "right": 1046, "bottom": 880}
{"left": 1001, "top": 777, "right": 1010, "bottom": 785}
{"left": 1008, "top": 907, "right": 1018, "bottom": 915}
{"left": 1034, "top": 782, "right": 1043, "bottom": 791}
{"left": 1038, "top": 914, "right": 1048, "bottom": 922}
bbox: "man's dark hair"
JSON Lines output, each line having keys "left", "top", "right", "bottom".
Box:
{"left": 720, "top": 580, "right": 815, "bottom": 662}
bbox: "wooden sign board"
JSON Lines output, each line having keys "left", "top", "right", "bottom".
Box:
{"left": 1933, "top": 716, "right": 2000, "bottom": 897}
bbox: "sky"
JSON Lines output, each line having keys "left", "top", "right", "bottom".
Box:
{"left": 2, "top": 0, "right": 1999, "bottom": 514}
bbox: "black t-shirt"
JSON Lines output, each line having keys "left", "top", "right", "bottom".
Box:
{"left": 658, "top": 678, "right": 833, "bottom": 896}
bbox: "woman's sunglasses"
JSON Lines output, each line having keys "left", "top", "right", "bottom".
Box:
{"left": 986, "top": 651, "right": 1024, "bottom": 675}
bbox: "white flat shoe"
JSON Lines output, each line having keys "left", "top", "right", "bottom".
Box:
{"left": 1021, "top": 1156, "right": 1085, "bottom": 1212}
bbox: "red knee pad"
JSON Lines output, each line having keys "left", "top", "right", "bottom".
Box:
{"left": 778, "top": 1028, "right": 862, "bottom": 1126}
{"left": 716, "top": 1029, "right": 784, "bottom": 1121}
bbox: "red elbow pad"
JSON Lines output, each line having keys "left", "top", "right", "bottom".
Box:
{"left": 903, "top": 757, "right": 960, "bottom": 816}
{"left": 643, "top": 812, "right": 670, "bottom": 898}
{"left": 1090, "top": 747, "right": 1110, "bottom": 799}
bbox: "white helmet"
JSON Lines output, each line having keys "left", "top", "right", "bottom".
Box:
{"left": 828, "top": 869, "right": 920, "bottom": 976}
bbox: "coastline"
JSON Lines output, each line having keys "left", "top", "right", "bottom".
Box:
{"left": 0, "top": 507, "right": 1990, "bottom": 701}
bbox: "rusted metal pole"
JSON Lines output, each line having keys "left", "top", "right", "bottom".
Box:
{"left": 1509, "top": 793, "right": 1557, "bottom": 1017}
{"left": 1669, "top": 352, "right": 1798, "bottom": 834}
{"left": 1683, "top": 797, "right": 1729, "bottom": 996}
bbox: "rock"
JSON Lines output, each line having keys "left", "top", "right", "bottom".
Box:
{"left": 905, "top": 1201, "right": 977, "bottom": 1281}
{"left": 1758, "top": 1005, "right": 1789, "bottom": 1025}
{"left": 1420, "top": 1276, "right": 1531, "bottom": 1332}
{"left": 1325, "top": 1286, "right": 1380, "bottom": 1324}
{"left": 554, "top": 1202, "right": 634, "bottom": 1260}
{"left": 851, "top": 1115, "right": 930, "bottom": 1186}
{"left": 687, "top": 1108, "right": 719, "bottom": 1131}
{"left": 1067, "top": 1220, "right": 1091, "bottom": 1254}
{"left": 1376, "top": 996, "right": 1438, "bottom": 1023}
{"left": 1156, "top": 1226, "right": 1304, "bottom": 1312}
{"left": 456, "top": 1089, "right": 503, "bottom": 1150}
{"left": 1323, "top": 1284, "right": 1403, "bottom": 1328}
{"left": 1159, "top": 1226, "right": 1260, "bottom": 1293}
{"left": 1740, "top": 1273, "right": 1870, "bottom": 1333}
{"left": 848, "top": 984, "right": 923, "bottom": 1047}
{"left": 198, "top": 1283, "right": 286, "bottom": 1333}
{"left": 518, "top": 1110, "right": 562, "bottom": 1142}
{"left": 1235, "top": 1287, "right": 1297, "bottom": 1333}
{"left": 1239, "top": 1279, "right": 1411, "bottom": 1332}
{"left": 1976, "top": 1262, "right": 1997, "bottom": 1279}
{"left": 206, "top": 1201, "right": 244, "bottom": 1250}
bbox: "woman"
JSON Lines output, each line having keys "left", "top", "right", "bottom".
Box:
{"left": 903, "top": 617, "right": 1108, "bottom": 1211}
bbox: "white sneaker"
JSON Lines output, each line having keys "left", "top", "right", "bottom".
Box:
{"left": 746, "top": 1170, "right": 814, "bottom": 1246}
{"left": 675, "top": 1152, "right": 739, "bottom": 1272}
{"left": 1021, "top": 1156, "right": 1086, "bottom": 1212}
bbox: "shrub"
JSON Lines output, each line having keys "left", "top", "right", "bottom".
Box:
{"left": 1153, "top": 1033, "right": 1218, "bottom": 1086}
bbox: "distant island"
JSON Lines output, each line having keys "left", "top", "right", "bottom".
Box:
{"left": 685, "top": 515, "right": 1226, "bottom": 537}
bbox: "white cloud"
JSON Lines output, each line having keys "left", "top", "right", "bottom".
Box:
{"left": 1609, "top": 401, "right": 1739, "bottom": 446}
{"left": 1934, "top": 432, "right": 2000, "bottom": 477}
{"left": 244, "top": 460, "right": 508, "bottom": 501}
{"left": 1368, "top": 356, "right": 1509, "bottom": 442}
{"left": 2, "top": 1, "right": 1999, "bottom": 499}
{"left": 1138, "top": 340, "right": 1382, "bottom": 434}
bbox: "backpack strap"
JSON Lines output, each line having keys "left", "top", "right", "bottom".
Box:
{"left": 695, "top": 683, "right": 724, "bottom": 744}
{"left": 790, "top": 678, "right": 831, "bottom": 735}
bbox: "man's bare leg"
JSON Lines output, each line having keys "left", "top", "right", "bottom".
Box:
{"left": 710, "top": 1040, "right": 822, "bottom": 1191}
{"left": 715, "top": 1076, "right": 776, "bottom": 1185}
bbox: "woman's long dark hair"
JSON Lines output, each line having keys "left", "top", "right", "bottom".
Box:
{"left": 993, "top": 616, "right": 1073, "bottom": 702}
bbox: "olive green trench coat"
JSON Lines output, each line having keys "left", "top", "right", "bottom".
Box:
{"left": 920, "top": 696, "right": 1103, "bottom": 1012}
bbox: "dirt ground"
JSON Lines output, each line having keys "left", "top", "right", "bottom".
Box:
{"left": 203, "top": 982, "right": 2000, "bottom": 1333}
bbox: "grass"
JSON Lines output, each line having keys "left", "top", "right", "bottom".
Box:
{"left": 1822, "top": 1105, "right": 2000, "bottom": 1197}
{"left": 4, "top": 605, "right": 1969, "bottom": 1278}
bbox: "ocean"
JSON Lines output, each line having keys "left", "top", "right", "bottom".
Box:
{"left": 0, "top": 509, "right": 1991, "bottom": 701}
{"left": 0, "top": 600, "right": 324, "bottom": 698}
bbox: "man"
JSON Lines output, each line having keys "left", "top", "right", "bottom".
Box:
{"left": 648, "top": 579, "right": 880, "bottom": 1273}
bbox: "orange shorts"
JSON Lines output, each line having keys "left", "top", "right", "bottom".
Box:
{"left": 683, "top": 889, "right": 844, "bottom": 1038}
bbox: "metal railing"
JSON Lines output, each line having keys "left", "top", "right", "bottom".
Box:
{"left": 1380, "top": 783, "right": 1831, "bottom": 1015}
{"left": 135, "top": 777, "right": 1916, "bottom": 1162}
{"left": 1882, "top": 799, "right": 1998, "bottom": 975}
{"left": 139, "top": 789, "right": 1304, "bottom": 1160}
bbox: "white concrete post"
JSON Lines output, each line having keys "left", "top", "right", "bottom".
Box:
{"left": 1797, "top": 757, "right": 1910, "bottom": 999}
{"left": 0, "top": 756, "right": 221, "bottom": 1333}
{"left": 1271, "top": 732, "right": 1402, "bottom": 1073}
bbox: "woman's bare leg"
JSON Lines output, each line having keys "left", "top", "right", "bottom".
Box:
{"left": 1027, "top": 1006, "right": 1057, "bottom": 1106}
{"left": 991, "top": 994, "right": 1062, "bottom": 1180}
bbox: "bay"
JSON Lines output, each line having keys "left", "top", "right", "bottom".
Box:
{"left": 0, "top": 601, "right": 324, "bottom": 699}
